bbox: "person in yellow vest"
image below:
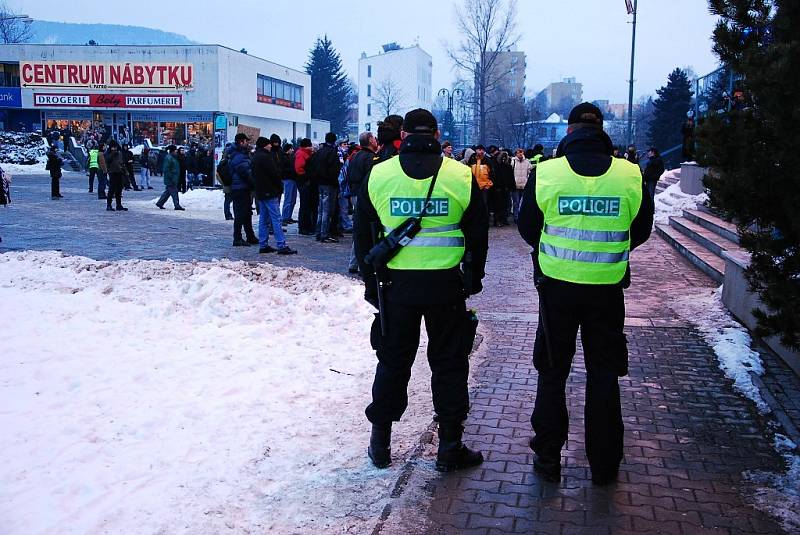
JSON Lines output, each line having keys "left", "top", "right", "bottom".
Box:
{"left": 354, "top": 108, "right": 489, "bottom": 472}
{"left": 87, "top": 143, "right": 107, "bottom": 198}
{"left": 518, "top": 103, "right": 654, "bottom": 485}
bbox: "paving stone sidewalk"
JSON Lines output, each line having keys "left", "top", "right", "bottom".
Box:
{"left": 376, "top": 226, "right": 800, "bottom": 534}
{"left": 3, "top": 173, "right": 798, "bottom": 534}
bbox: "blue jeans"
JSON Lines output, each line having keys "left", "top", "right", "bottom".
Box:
{"left": 281, "top": 179, "right": 297, "bottom": 223}
{"left": 511, "top": 189, "right": 524, "bottom": 222}
{"left": 258, "top": 197, "right": 286, "bottom": 249}
{"left": 339, "top": 191, "right": 352, "bottom": 231}
{"left": 316, "top": 185, "right": 336, "bottom": 239}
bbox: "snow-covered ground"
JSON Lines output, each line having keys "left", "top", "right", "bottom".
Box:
{"left": 129, "top": 188, "right": 229, "bottom": 224}
{"left": 671, "top": 286, "right": 800, "bottom": 532}
{"left": 0, "top": 251, "right": 433, "bottom": 534}
{"left": 654, "top": 171, "right": 708, "bottom": 225}
{"left": 1, "top": 162, "right": 50, "bottom": 175}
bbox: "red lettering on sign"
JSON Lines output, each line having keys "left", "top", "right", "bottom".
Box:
{"left": 181, "top": 65, "right": 193, "bottom": 86}
{"left": 44, "top": 64, "right": 56, "bottom": 84}
{"left": 56, "top": 64, "right": 66, "bottom": 83}
{"left": 167, "top": 66, "right": 179, "bottom": 86}
{"left": 109, "top": 65, "right": 121, "bottom": 85}
{"left": 91, "top": 65, "right": 104, "bottom": 84}
{"left": 121, "top": 65, "right": 133, "bottom": 85}
{"left": 133, "top": 65, "right": 144, "bottom": 85}
{"left": 156, "top": 65, "right": 167, "bottom": 85}
{"left": 33, "top": 64, "right": 44, "bottom": 83}
{"left": 144, "top": 65, "right": 157, "bottom": 85}
{"left": 66, "top": 65, "right": 78, "bottom": 84}
{"left": 22, "top": 63, "right": 32, "bottom": 83}
{"left": 77, "top": 64, "right": 90, "bottom": 84}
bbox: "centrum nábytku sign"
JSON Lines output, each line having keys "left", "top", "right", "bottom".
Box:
{"left": 33, "top": 93, "right": 183, "bottom": 109}
{"left": 21, "top": 61, "right": 194, "bottom": 91}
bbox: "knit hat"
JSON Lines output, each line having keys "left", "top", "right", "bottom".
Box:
{"left": 402, "top": 108, "right": 437, "bottom": 135}
{"left": 377, "top": 114, "right": 403, "bottom": 144}
{"left": 567, "top": 102, "right": 604, "bottom": 127}
{"left": 270, "top": 133, "right": 282, "bottom": 145}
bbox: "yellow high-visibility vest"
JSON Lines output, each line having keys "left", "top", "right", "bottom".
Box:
{"left": 368, "top": 156, "right": 471, "bottom": 270}
{"left": 535, "top": 156, "right": 642, "bottom": 284}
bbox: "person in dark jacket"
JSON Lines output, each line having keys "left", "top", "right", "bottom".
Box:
{"left": 229, "top": 133, "right": 259, "bottom": 246}
{"left": 155, "top": 145, "right": 185, "bottom": 210}
{"left": 346, "top": 131, "right": 379, "bottom": 272}
{"left": 122, "top": 144, "right": 138, "bottom": 191}
{"left": 492, "top": 150, "right": 514, "bottom": 226}
{"left": 375, "top": 115, "right": 403, "bottom": 163}
{"left": 681, "top": 116, "right": 695, "bottom": 161}
{"left": 177, "top": 147, "right": 188, "bottom": 193}
{"left": 642, "top": 147, "right": 665, "bottom": 200}
{"left": 105, "top": 141, "right": 128, "bottom": 211}
{"left": 314, "top": 132, "right": 343, "bottom": 243}
{"left": 46, "top": 146, "right": 64, "bottom": 199}
{"left": 186, "top": 144, "right": 199, "bottom": 188}
{"left": 295, "top": 138, "right": 318, "bottom": 235}
{"left": 354, "top": 109, "right": 489, "bottom": 472}
{"left": 252, "top": 136, "right": 297, "bottom": 255}
{"left": 518, "top": 103, "right": 654, "bottom": 486}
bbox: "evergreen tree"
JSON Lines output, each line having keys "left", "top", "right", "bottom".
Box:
{"left": 647, "top": 68, "right": 693, "bottom": 151}
{"left": 305, "top": 35, "right": 352, "bottom": 136}
{"left": 697, "top": 0, "right": 800, "bottom": 348}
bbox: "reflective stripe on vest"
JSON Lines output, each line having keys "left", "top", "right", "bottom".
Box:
{"left": 89, "top": 149, "right": 99, "bottom": 168}
{"left": 368, "top": 156, "right": 472, "bottom": 270}
{"left": 535, "top": 156, "right": 642, "bottom": 284}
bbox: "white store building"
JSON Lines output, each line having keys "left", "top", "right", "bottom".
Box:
{"left": 357, "top": 44, "right": 433, "bottom": 134}
{"left": 0, "top": 44, "right": 312, "bottom": 148}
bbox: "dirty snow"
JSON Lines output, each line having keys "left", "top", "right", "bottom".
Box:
{"left": 128, "top": 188, "right": 228, "bottom": 224}
{"left": 670, "top": 285, "right": 768, "bottom": 413}
{"left": 671, "top": 285, "right": 800, "bottom": 531}
{"left": 654, "top": 178, "right": 708, "bottom": 225}
{"left": 0, "top": 251, "right": 433, "bottom": 535}
{"left": 744, "top": 434, "right": 800, "bottom": 532}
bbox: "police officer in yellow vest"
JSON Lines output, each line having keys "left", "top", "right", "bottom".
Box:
{"left": 518, "top": 103, "right": 654, "bottom": 485}
{"left": 355, "top": 109, "right": 489, "bottom": 472}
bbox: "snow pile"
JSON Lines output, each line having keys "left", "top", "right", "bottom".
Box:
{"left": 0, "top": 251, "right": 430, "bottom": 534}
{"left": 654, "top": 181, "right": 708, "bottom": 225}
{"left": 670, "top": 285, "right": 768, "bottom": 413}
{"left": 130, "top": 188, "right": 240, "bottom": 224}
{"left": 744, "top": 434, "right": 800, "bottom": 532}
{"left": 0, "top": 131, "right": 48, "bottom": 166}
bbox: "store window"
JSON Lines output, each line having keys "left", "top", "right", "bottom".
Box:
{"left": 257, "top": 74, "right": 304, "bottom": 109}
{"left": 0, "top": 63, "right": 19, "bottom": 87}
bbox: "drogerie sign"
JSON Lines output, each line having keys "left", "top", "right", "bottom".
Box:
{"left": 21, "top": 61, "right": 194, "bottom": 90}
{"left": 33, "top": 93, "right": 183, "bottom": 109}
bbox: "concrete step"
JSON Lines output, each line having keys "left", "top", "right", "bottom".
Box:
{"left": 655, "top": 223, "right": 725, "bottom": 283}
{"left": 683, "top": 209, "right": 740, "bottom": 244}
{"left": 669, "top": 216, "right": 743, "bottom": 259}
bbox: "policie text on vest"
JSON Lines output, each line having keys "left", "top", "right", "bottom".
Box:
{"left": 558, "top": 196, "right": 621, "bottom": 217}
{"left": 390, "top": 198, "right": 450, "bottom": 217}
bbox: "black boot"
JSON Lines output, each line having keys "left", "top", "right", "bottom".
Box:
{"left": 367, "top": 423, "right": 392, "bottom": 469}
{"left": 435, "top": 423, "right": 483, "bottom": 472}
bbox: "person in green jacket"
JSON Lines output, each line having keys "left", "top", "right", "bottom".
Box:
{"left": 156, "top": 145, "right": 185, "bottom": 210}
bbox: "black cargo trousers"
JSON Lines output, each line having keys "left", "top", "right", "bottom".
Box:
{"left": 365, "top": 300, "right": 475, "bottom": 426}
{"left": 529, "top": 279, "right": 628, "bottom": 474}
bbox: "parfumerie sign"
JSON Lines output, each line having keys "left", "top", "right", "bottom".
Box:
{"left": 21, "top": 61, "right": 194, "bottom": 90}
{"left": 33, "top": 93, "right": 183, "bottom": 109}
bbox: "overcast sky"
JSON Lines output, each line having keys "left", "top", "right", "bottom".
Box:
{"left": 14, "top": 0, "right": 720, "bottom": 104}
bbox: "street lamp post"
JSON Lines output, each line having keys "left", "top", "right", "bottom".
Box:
{"left": 626, "top": 0, "right": 638, "bottom": 147}
{"left": 438, "top": 87, "right": 463, "bottom": 146}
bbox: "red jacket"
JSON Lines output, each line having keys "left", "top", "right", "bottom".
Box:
{"left": 294, "top": 146, "right": 313, "bottom": 176}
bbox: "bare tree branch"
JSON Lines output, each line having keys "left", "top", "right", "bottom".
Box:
{"left": 0, "top": 2, "right": 32, "bottom": 44}
{"left": 373, "top": 75, "right": 406, "bottom": 118}
{"left": 445, "top": 0, "right": 519, "bottom": 143}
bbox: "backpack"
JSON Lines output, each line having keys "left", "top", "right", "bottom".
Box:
{"left": 216, "top": 154, "right": 233, "bottom": 186}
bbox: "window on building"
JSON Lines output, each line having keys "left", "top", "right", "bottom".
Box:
{"left": 257, "top": 74, "right": 304, "bottom": 109}
{"left": 0, "top": 63, "right": 20, "bottom": 87}
{"left": 551, "top": 127, "right": 557, "bottom": 139}
{"left": 367, "top": 103, "right": 372, "bottom": 117}
{"left": 368, "top": 65, "right": 372, "bottom": 78}
{"left": 367, "top": 84, "right": 371, "bottom": 97}
{"left": 365, "top": 122, "right": 371, "bottom": 132}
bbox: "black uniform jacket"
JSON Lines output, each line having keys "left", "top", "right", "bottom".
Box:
{"left": 518, "top": 127, "right": 654, "bottom": 288}
{"left": 354, "top": 134, "right": 489, "bottom": 305}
